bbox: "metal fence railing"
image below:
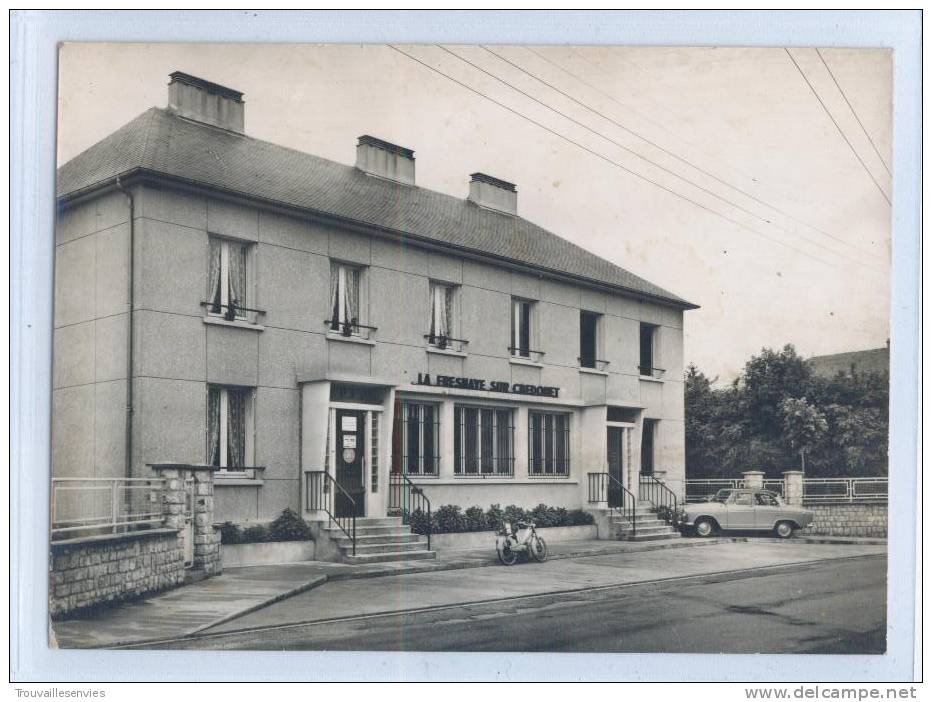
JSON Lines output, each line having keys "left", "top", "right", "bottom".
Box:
{"left": 51, "top": 478, "right": 166, "bottom": 541}
{"left": 802, "top": 477, "right": 888, "bottom": 504}
{"left": 685, "top": 476, "right": 887, "bottom": 504}
{"left": 685, "top": 479, "right": 742, "bottom": 503}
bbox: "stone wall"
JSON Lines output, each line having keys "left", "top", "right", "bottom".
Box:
{"left": 49, "top": 529, "right": 185, "bottom": 619}
{"left": 801, "top": 503, "right": 887, "bottom": 537}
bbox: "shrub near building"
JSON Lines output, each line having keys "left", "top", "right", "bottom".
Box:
{"left": 406, "top": 504, "right": 594, "bottom": 535}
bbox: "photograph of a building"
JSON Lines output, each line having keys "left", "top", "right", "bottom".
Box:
{"left": 46, "top": 41, "right": 895, "bottom": 659}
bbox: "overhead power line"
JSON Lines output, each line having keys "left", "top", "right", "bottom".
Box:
{"left": 517, "top": 45, "right": 881, "bottom": 261}
{"left": 388, "top": 44, "right": 845, "bottom": 271}
{"left": 815, "top": 48, "right": 892, "bottom": 177}
{"left": 784, "top": 48, "right": 891, "bottom": 207}
{"left": 438, "top": 44, "right": 878, "bottom": 270}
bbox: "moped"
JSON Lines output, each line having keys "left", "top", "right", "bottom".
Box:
{"left": 496, "top": 518, "right": 548, "bottom": 565}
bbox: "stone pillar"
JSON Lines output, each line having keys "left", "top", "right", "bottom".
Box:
{"left": 742, "top": 470, "right": 765, "bottom": 490}
{"left": 151, "top": 463, "right": 222, "bottom": 580}
{"left": 782, "top": 470, "right": 804, "bottom": 506}
{"left": 190, "top": 466, "right": 222, "bottom": 577}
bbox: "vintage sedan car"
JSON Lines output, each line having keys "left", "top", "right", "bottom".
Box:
{"left": 677, "top": 488, "right": 813, "bottom": 538}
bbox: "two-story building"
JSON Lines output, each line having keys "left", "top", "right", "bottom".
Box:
{"left": 53, "top": 72, "right": 697, "bottom": 547}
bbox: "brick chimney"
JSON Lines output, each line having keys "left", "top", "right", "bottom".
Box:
{"left": 355, "top": 135, "right": 415, "bottom": 185}
{"left": 468, "top": 173, "right": 517, "bottom": 216}
{"left": 167, "top": 71, "right": 245, "bottom": 134}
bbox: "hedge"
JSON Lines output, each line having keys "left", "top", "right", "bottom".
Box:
{"left": 405, "top": 503, "right": 594, "bottom": 535}
{"left": 219, "top": 508, "right": 314, "bottom": 545}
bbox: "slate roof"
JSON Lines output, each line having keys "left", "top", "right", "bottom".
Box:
{"left": 57, "top": 107, "right": 697, "bottom": 309}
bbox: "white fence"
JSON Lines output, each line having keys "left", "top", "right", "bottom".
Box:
{"left": 685, "top": 476, "right": 887, "bottom": 504}
{"left": 50, "top": 478, "right": 167, "bottom": 541}
{"left": 802, "top": 477, "right": 888, "bottom": 503}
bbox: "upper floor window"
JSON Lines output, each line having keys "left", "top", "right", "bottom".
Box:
{"left": 639, "top": 322, "right": 661, "bottom": 378}
{"left": 208, "top": 385, "right": 254, "bottom": 473}
{"left": 427, "top": 282, "right": 456, "bottom": 349}
{"left": 329, "top": 262, "right": 361, "bottom": 336}
{"left": 579, "top": 311, "right": 602, "bottom": 369}
{"left": 454, "top": 405, "right": 514, "bottom": 477}
{"left": 511, "top": 298, "right": 535, "bottom": 359}
{"left": 529, "top": 411, "right": 571, "bottom": 477}
{"left": 207, "top": 237, "right": 249, "bottom": 320}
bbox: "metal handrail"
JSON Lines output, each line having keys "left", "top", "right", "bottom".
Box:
{"left": 638, "top": 473, "right": 678, "bottom": 523}
{"left": 508, "top": 346, "right": 546, "bottom": 357}
{"left": 305, "top": 471, "right": 357, "bottom": 556}
{"left": 586, "top": 472, "right": 636, "bottom": 538}
{"left": 324, "top": 318, "right": 378, "bottom": 338}
{"left": 423, "top": 333, "right": 470, "bottom": 349}
{"left": 200, "top": 300, "right": 267, "bottom": 315}
{"left": 638, "top": 365, "right": 666, "bottom": 378}
{"left": 388, "top": 473, "right": 432, "bottom": 551}
{"left": 578, "top": 357, "right": 610, "bottom": 371}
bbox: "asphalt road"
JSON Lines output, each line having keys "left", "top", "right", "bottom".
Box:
{"left": 152, "top": 553, "right": 885, "bottom": 654}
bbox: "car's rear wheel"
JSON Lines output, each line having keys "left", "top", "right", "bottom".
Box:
{"left": 694, "top": 518, "right": 716, "bottom": 537}
{"left": 774, "top": 521, "right": 795, "bottom": 539}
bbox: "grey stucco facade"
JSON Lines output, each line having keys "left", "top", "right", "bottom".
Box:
{"left": 53, "top": 72, "right": 696, "bottom": 525}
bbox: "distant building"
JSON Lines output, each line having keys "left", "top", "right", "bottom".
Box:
{"left": 808, "top": 344, "right": 889, "bottom": 379}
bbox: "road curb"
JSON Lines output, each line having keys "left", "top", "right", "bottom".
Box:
{"left": 125, "top": 552, "right": 886, "bottom": 649}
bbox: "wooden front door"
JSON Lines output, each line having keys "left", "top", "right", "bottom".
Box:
{"left": 607, "top": 427, "right": 625, "bottom": 508}
{"left": 335, "top": 409, "right": 366, "bottom": 518}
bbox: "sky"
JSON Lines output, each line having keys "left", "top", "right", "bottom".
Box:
{"left": 57, "top": 43, "right": 892, "bottom": 383}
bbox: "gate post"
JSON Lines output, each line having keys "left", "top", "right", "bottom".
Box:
{"left": 151, "top": 463, "right": 222, "bottom": 580}
{"left": 782, "top": 471, "right": 804, "bottom": 507}
{"left": 742, "top": 470, "right": 765, "bottom": 490}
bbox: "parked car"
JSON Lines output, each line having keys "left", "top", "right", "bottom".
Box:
{"left": 677, "top": 488, "right": 813, "bottom": 538}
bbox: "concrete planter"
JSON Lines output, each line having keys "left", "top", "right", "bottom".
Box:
{"left": 428, "top": 524, "right": 598, "bottom": 551}
{"left": 222, "top": 540, "right": 316, "bottom": 568}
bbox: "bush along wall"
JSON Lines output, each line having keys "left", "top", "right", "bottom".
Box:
{"left": 219, "top": 508, "right": 314, "bottom": 545}
{"left": 405, "top": 504, "right": 594, "bottom": 535}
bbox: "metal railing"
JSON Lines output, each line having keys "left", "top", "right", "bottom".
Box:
{"left": 763, "top": 479, "right": 786, "bottom": 496}
{"left": 638, "top": 365, "right": 666, "bottom": 379}
{"left": 424, "top": 333, "right": 469, "bottom": 353}
{"left": 324, "top": 318, "right": 378, "bottom": 340}
{"left": 803, "top": 477, "right": 888, "bottom": 504}
{"left": 304, "top": 470, "right": 357, "bottom": 555}
{"left": 388, "top": 473, "right": 432, "bottom": 551}
{"left": 578, "top": 357, "right": 610, "bottom": 371}
{"left": 638, "top": 473, "right": 678, "bottom": 522}
{"left": 508, "top": 347, "right": 546, "bottom": 363}
{"left": 685, "top": 479, "right": 742, "bottom": 503}
{"left": 51, "top": 478, "right": 166, "bottom": 541}
{"left": 587, "top": 472, "right": 636, "bottom": 537}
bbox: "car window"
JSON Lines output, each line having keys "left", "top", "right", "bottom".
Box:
{"left": 713, "top": 489, "right": 732, "bottom": 503}
{"left": 756, "top": 492, "right": 779, "bottom": 507}
{"left": 733, "top": 493, "right": 754, "bottom": 506}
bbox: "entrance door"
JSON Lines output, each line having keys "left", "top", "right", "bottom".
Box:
{"left": 607, "top": 427, "right": 625, "bottom": 508}
{"left": 335, "top": 409, "right": 366, "bottom": 518}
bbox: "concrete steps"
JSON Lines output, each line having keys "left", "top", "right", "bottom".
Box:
{"left": 606, "top": 502, "right": 682, "bottom": 543}
{"left": 318, "top": 516, "right": 436, "bottom": 565}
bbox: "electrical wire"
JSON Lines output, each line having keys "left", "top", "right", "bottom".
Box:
{"left": 387, "top": 44, "right": 844, "bottom": 271}
{"left": 784, "top": 48, "right": 891, "bottom": 207}
{"left": 439, "top": 44, "right": 878, "bottom": 269}
{"left": 815, "top": 48, "right": 892, "bottom": 176}
{"left": 514, "top": 45, "right": 882, "bottom": 261}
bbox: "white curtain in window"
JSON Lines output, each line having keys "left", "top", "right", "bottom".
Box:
{"left": 229, "top": 242, "right": 246, "bottom": 310}
{"left": 344, "top": 267, "right": 358, "bottom": 323}
{"left": 207, "top": 239, "right": 222, "bottom": 312}
{"left": 430, "top": 284, "right": 450, "bottom": 338}
{"left": 207, "top": 387, "right": 221, "bottom": 466}
{"left": 329, "top": 265, "right": 340, "bottom": 326}
{"left": 227, "top": 389, "right": 246, "bottom": 468}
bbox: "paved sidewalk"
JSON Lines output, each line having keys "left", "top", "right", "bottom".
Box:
{"left": 52, "top": 534, "right": 885, "bottom": 649}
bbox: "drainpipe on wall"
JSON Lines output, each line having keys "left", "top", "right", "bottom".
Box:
{"left": 115, "top": 177, "right": 135, "bottom": 477}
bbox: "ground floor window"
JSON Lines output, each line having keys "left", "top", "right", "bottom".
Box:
{"left": 641, "top": 419, "right": 658, "bottom": 475}
{"left": 454, "top": 405, "right": 514, "bottom": 477}
{"left": 207, "top": 385, "right": 253, "bottom": 471}
{"left": 528, "top": 411, "right": 571, "bottom": 477}
{"left": 393, "top": 401, "right": 440, "bottom": 476}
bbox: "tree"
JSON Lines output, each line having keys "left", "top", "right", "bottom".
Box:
{"left": 743, "top": 345, "right": 812, "bottom": 440}
{"left": 779, "top": 397, "right": 828, "bottom": 474}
